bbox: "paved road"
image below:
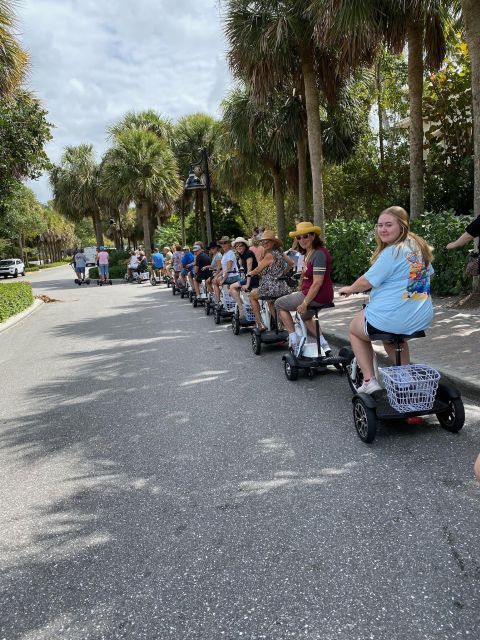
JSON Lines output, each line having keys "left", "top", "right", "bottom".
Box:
{"left": 1, "top": 267, "right": 479, "bottom": 640}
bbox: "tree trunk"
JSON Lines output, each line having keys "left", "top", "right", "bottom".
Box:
{"left": 301, "top": 49, "right": 325, "bottom": 234}
{"left": 376, "top": 59, "right": 385, "bottom": 168}
{"left": 462, "top": 0, "right": 480, "bottom": 293}
{"left": 297, "top": 134, "right": 308, "bottom": 217}
{"left": 140, "top": 200, "right": 152, "bottom": 259}
{"left": 407, "top": 19, "right": 425, "bottom": 220}
{"left": 271, "top": 165, "right": 286, "bottom": 242}
{"left": 91, "top": 210, "right": 103, "bottom": 246}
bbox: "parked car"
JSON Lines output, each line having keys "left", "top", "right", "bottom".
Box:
{"left": 0, "top": 258, "right": 26, "bottom": 278}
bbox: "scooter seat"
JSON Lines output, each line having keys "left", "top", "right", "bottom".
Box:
{"left": 306, "top": 302, "right": 335, "bottom": 311}
{"left": 369, "top": 330, "right": 426, "bottom": 342}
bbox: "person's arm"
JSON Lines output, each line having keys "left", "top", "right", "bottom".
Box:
{"left": 338, "top": 275, "right": 372, "bottom": 297}
{"left": 297, "top": 274, "right": 325, "bottom": 313}
{"left": 283, "top": 254, "right": 295, "bottom": 272}
{"left": 247, "top": 252, "right": 273, "bottom": 277}
{"left": 446, "top": 232, "right": 474, "bottom": 250}
{"left": 243, "top": 256, "right": 254, "bottom": 289}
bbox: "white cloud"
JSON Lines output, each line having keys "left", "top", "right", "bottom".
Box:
{"left": 18, "top": 0, "right": 233, "bottom": 203}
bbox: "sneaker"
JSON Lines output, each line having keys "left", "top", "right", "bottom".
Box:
{"left": 356, "top": 378, "right": 382, "bottom": 394}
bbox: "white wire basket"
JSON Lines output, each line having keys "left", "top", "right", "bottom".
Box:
{"left": 223, "top": 293, "right": 236, "bottom": 312}
{"left": 244, "top": 304, "right": 256, "bottom": 322}
{"left": 379, "top": 364, "right": 440, "bottom": 413}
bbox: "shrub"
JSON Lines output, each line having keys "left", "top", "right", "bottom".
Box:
{"left": 325, "top": 217, "right": 375, "bottom": 284}
{"left": 0, "top": 282, "right": 34, "bottom": 322}
{"left": 38, "top": 261, "right": 67, "bottom": 269}
{"left": 26, "top": 265, "right": 40, "bottom": 272}
{"left": 412, "top": 211, "right": 471, "bottom": 295}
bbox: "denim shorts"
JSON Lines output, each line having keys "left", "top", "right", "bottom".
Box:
{"left": 76, "top": 267, "right": 85, "bottom": 274}
{"left": 99, "top": 264, "right": 109, "bottom": 276}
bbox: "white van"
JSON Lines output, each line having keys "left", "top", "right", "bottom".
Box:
{"left": 84, "top": 246, "right": 97, "bottom": 266}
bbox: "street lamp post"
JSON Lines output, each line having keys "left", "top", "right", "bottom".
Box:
{"left": 184, "top": 147, "right": 214, "bottom": 244}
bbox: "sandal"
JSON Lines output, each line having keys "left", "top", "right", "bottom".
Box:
{"left": 256, "top": 322, "right": 266, "bottom": 332}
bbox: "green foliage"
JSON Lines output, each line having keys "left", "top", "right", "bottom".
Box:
{"left": 107, "top": 250, "right": 130, "bottom": 267}
{"left": 411, "top": 211, "right": 471, "bottom": 295}
{"left": 0, "top": 282, "right": 34, "bottom": 322}
{"left": 38, "top": 261, "right": 69, "bottom": 269}
{"left": 154, "top": 217, "right": 182, "bottom": 248}
{"left": 0, "top": 182, "right": 45, "bottom": 241}
{"left": 0, "top": 90, "right": 52, "bottom": 210}
{"left": 325, "top": 217, "right": 375, "bottom": 283}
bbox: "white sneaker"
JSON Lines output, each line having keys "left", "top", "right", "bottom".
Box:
{"left": 356, "top": 378, "right": 382, "bottom": 394}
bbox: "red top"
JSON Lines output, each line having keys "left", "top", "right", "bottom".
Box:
{"left": 301, "top": 247, "right": 334, "bottom": 304}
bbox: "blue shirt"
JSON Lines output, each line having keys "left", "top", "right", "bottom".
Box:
{"left": 364, "top": 241, "right": 434, "bottom": 335}
{"left": 181, "top": 252, "right": 194, "bottom": 272}
{"left": 152, "top": 252, "right": 164, "bottom": 268}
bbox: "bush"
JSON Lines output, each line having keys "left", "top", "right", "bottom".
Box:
{"left": 88, "top": 265, "right": 126, "bottom": 279}
{"left": 325, "top": 217, "right": 375, "bottom": 284}
{"left": 38, "top": 261, "right": 67, "bottom": 269}
{"left": 0, "top": 282, "right": 34, "bottom": 322}
{"left": 26, "top": 264, "right": 40, "bottom": 272}
{"left": 325, "top": 211, "right": 472, "bottom": 296}
{"left": 412, "top": 211, "right": 471, "bottom": 295}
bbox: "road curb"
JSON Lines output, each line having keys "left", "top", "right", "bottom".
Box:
{"left": 0, "top": 298, "right": 44, "bottom": 335}
{"left": 324, "top": 329, "right": 480, "bottom": 400}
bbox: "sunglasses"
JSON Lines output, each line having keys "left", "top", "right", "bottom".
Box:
{"left": 219, "top": 241, "right": 229, "bottom": 245}
{"left": 298, "top": 233, "right": 313, "bottom": 240}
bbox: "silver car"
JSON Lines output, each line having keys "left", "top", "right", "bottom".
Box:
{"left": 0, "top": 258, "right": 26, "bottom": 278}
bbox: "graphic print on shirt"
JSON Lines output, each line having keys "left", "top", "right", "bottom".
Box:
{"left": 402, "top": 251, "right": 430, "bottom": 300}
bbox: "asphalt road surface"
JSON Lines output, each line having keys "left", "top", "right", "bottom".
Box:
{"left": 1, "top": 266, "right": 479, "bottom": 640}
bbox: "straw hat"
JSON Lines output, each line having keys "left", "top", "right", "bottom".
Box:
{"left": 260, "top": 230, "right": 282, "bottom": 248}
{"left": 218, "top": 235, "right": 232, "bottom": 244}
{"left": 232, "top": 236, "right": 249, "bottom": 247}
{"left": 289, "top": 221, "right": 322, "bottom": 238}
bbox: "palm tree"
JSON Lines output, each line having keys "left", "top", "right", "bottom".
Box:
{"left": 109, "top": 110, "right": 173, "bottom": 142}
{"left": 314, "top": 0, "right": 452, "bottom": 219}
{"left": 101, "top": 129, "right": 181, "bottom": 258}
{"left": 50, "top": 144, "right": 104, "bottom": 246}
{"left": 0, "top": 0, "right": 28, "bottom": 95}
{"left": 222, "top": 87, "right": 297, "bottom": 240}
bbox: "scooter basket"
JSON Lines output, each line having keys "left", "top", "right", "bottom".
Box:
{"left": 244, "top": 304, "right": 256, "bottom": 322}
{"left": 223, "top": 293, "right": 237, "bottom": 312}
{"left": 379, "top": 364, "right": 440, "bottom": 413}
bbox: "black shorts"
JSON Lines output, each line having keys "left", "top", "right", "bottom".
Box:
{"left": 365, "top": 320, "right": 385, "bottom": 336}
{"left": 196, "top": 271, "right": 211, "bottom": 282}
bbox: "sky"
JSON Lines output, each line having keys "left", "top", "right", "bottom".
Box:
{"left": 18, "top": 0, "right": 233, "bottom": 203}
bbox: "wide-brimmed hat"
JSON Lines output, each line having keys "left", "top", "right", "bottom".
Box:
{"left": 260, "top": 230, "right": 282, "bottom": 247}
{"left": 192, "top": 244, "right": 202, "bottom": 251}
{"left": 182, "top": 246, "right": 189, "bottom": 251}
{"left": 289, "top": 221, "right": 322, "bottom": 238}
{"left": 218, "top": 235, "right": 232, "bottom": 244}
{"left": 232, "top": 236, "right": 249, "bottom": 247}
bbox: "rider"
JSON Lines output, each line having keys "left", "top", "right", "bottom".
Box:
{"left": 72, "top": 247, "right": 87, "bottom": 282}
{"left": 192, "top": 244, "right": 211, "bottom": 298}
{"left": 137, "top": 251, "right": 148, "bottom": 280}
{"left": 208, "top": 241, "right": 223, "bottom": 301}
{"left": 181, "top": 245, "right": 195, "bottom": 289}
{"left": 96, "top": 246, "right": 110, "bottom": 283}
{"left": 247, "top": 230, "right": 294, "bottom": 331}
{"left": 171, "top": 244, "right": 184, "bottom": 286}
{"left": 151, "top": 247, "right": 165, "bottom": 279}
{"left": 338, "top": 205, "right": 434, "bottom": 394}
{"left": 229, "top": 237, "right": 258, "bottom": 319}
{"left": 275, "top": 221, "right": 334, "bottom": 353}
{"left": 127, "top": 250, "right": 139, "bottom": 279}
{"left": 212, "top": 236, "right": 239, "bottom": 303}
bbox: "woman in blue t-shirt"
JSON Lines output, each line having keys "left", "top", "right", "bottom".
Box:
{"left": 338, "top": 206, "right": 434, "bottom": 394}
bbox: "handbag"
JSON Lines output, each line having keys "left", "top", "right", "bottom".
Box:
{"left": 466, "top": 251, "right": 480, "bottom": 277}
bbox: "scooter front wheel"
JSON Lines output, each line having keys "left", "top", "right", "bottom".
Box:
{"left": 353, "top": 398, "right": 377, "bottom": 443}
{"left": 251, "top": 332, "right": 262, "bottom": 355}
{"left": 284, "top": 358, "right": 298, "bottom": 381}
{"left": 436, "top": 398, "right": 465, "bottom": 433}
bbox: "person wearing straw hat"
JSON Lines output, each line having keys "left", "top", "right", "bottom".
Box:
{"left": 229, "top": 237, "right": 259, "bottom": 319}
{"left": 247, "top": 230, "right": 295, "bottom": 330}
{"left": 275, "top": 221, "right": 334, "bottom": 352}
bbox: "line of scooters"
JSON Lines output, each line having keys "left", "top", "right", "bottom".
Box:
{"left": 168, "top": 272, "right": 465, "bottom": 444}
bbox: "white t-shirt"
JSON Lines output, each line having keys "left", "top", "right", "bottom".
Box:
{"left": 221, "top": 249, "right": 238, "bottom": 276}
{"left": 129, "top": 256, "right": 139, "bottom": 268}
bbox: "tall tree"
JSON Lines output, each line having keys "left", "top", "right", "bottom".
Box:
{"left": 50, "top": 144, "right": 104, "bottom": 246}
{"left": 0, "top": 0, "right": 28, "bottom": 96}
{"left": 101, "top": 129, "right": 181, "bottom": 258}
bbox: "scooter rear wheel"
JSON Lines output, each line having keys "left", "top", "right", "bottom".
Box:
{"left": 436, "top": 398, "right": 465, "bottom": 433}
{"left": 232, "top": 314, "right": 240, "bottom": 335}
{"left": 284, "top": 359, "right": 298, "bottom": 381}
{"left": 205, "top": 301, "right": 210, "bottom": 316}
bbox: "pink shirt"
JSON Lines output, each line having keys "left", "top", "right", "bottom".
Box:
{"left": 97, "top": 251, "right": 109, "bottom": 265}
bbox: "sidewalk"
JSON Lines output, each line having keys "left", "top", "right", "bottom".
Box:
{"left": 321, "top": 290, "right": 480, "bottom": 397}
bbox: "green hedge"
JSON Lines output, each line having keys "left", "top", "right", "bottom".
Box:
{"left": 88, "top": 265, "right": 126, "bottom": 279}
{"left": 0, "top": 282, "right": 34, "bottom": 322}
{"left": 325, "top": 211, "right": 472, "bottom": 296}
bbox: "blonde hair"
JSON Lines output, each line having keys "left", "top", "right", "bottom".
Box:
{"left": 371, "top": 206, "right": 433, "bottom": 266}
